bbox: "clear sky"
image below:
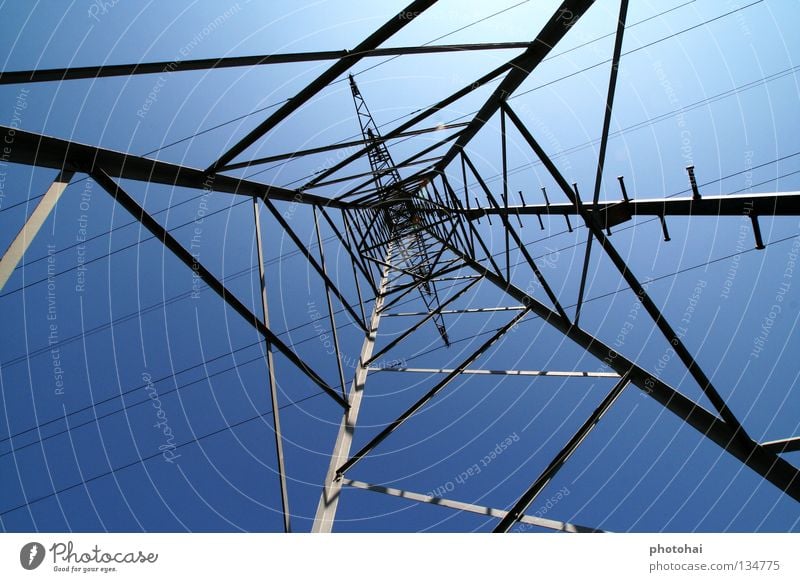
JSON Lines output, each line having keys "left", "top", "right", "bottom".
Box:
{"left": 0, "top": 0, "right": 798, "bottom": 532}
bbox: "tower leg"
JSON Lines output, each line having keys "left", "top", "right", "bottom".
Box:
{"left": 311, "top": 252, "right": 391, "bottom": 532}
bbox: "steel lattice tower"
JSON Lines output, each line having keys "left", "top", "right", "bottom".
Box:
{"left": 1, "top": 0, "right": 798, "bottom": 533}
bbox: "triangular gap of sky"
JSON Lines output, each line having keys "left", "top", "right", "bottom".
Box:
{"left": 0, "top": 0, "right": 798, "bottom": 532}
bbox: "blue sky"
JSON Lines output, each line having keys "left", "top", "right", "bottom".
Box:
{"left": 0, "top": 0, "right": 799, "bottom": 532}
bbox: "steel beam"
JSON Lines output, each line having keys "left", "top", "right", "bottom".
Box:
{"left": 576, "top": 0, "right": 629, "bottom": 325}
{"left": 369, "top": 367, "right": 621, "bottom": 379}
{"left": 494, "top": 370, "right": 632, "bottom": 532}
{"left": 458, "top": 192, "right": 800, "bottom": 221}
{"left": 343, "top": 479, "right": 605, "bottom": 533}
{"left": 0, "top": 171, "right": 74, "bottom": 291}
{"left": 761, "top": 437, "right": 800, "bottom": 454}
{"left": 0, "top": 126, "right": 343, "bottom": 208}
{"left": 253, "top": 198, "right": 291, "bottom": 533}
{"left": 91, "top": 169, "right": 347, "bottom": 409}
{"left": 0, "top": 44, "right": 534, "bottom": 85}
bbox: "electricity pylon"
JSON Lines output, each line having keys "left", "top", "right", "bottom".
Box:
{"left": 0, "top": 0, "right": 798, "bottom": 533}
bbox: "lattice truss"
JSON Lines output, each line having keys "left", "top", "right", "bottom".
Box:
{"left": 1, "top": 0, "right": 798, "bottom": 532}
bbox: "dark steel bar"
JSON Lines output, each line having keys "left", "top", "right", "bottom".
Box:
{"left": 0, "top": 126, "right": 344, "bottom": 208}
{"left": 208, "top": 0, "right": 438, "bottom": 173}
{"left": 617, "top": 175, "right": 630, "bottom": 201}
{"left": 461, "top": 156, "right": 476, "bottom": 251}
{"left": 750, "top": 214, "right": 766, "bottom": 250}
{"left": 576, "top": 0, "right": 628, "bottom": 325}
{"left": 761, "top": 437, "right": 800, "bottom": 454}
{"left": 659, "top": 214, "right": 671, "bottom": 241}
{"left": 501, "top": 106, "right": 511, "bottom": 280}
{"left": 90, "top": 169, "right": 347, "bottom": 408}
{"left": 494, "top": 370, "right": 633, "bottom": 532}
{"left": 335, "top": 307, "right": 531, "bottom": 477}
{"left": 687, "top": 165, "right": 701, "bottom": 199}
{"left": 314, "top": 207, "right": 350, "bottom": 401}
{"left": 592, "top": 0, "right": 628, "bottom": 207}
{"left": 0, "top": 44, "right": 534, "bottom": 86}
{"left": 574, "top": 229, "right": 594, "bottom": 326}
{"left": 252, "top": 198, "right": 292, "bottom": 533}
{"left": 457, "top": 191, "right": 800, "bottom": 221}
